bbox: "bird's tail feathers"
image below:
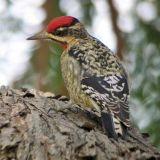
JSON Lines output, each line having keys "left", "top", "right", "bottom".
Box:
{"left": 101, "top": 112, "right": 118, "bottom": 140}
{"left": 101, "top": 111, "right": 128, "bottom": 140}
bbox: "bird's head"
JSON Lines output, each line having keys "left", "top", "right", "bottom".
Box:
{"left": 27, "top": 16, "right": 87, "bottom": 48}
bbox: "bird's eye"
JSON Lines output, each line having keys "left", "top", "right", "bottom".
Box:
{"left": 54, "top": 27, "right": 68, "bottom": 36}
{"left": 54, "top": 30, "right": 62, "bottom": 36}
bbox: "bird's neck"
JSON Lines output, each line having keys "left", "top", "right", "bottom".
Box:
{"left": 60, "top": 37, "right": 79, "bottom": 50}
{"left": 60, "top": 42, "right": 68, "bottom": 49}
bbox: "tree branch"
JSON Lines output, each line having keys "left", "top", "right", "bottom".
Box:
{"left": 0, "top": 86, "right": 159, "bottom": 160}
{"left": 107, "top": 0, "right": 125, "bottom": 60}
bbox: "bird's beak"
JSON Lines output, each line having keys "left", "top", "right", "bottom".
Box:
{"left": 27, "top": 30, "right": 49, "bottom": 40}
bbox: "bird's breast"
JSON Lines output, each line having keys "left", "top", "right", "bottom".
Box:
{"left": 60, "top": 51, "right": 95, "bottom": 108}
{"left": 61, "top": 52, "right": 81, "bottom": 99}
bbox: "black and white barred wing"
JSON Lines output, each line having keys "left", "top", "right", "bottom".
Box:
{"left": 81, "top": 74, "right": 130, "bottom": 127}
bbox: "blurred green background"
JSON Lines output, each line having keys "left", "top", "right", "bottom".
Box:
{"left": 0, "top": 0, "right": 160, "bottom": 148}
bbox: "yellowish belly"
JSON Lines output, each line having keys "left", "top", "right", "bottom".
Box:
{"left": 60, "top": 53, "right": 99, "bottom": 111}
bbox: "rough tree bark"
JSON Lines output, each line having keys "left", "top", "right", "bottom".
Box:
{"left": 0, "top": 86, "right": 159, "bottom": 160}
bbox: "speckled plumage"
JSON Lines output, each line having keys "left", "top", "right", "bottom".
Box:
{"left": 60, "top": 33, "right": 130, "bottom": 137}
{"left": 28, "top": 16, "right": 130, "bottom": 139}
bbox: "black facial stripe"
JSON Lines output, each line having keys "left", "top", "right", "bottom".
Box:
{"left": 53, "top": 28, "right": 68, "bottom": 36}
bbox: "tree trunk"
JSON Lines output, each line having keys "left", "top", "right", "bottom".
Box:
{"left": 0, "top": 86, "right": 159, "bottom": 160}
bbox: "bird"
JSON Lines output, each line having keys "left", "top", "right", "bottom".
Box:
{"left": 27, "top": 16, "right": 130, "bottom": 140}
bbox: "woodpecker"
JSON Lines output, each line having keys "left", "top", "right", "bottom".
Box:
{"left": 27, "top": 16, "right": 130, "bottom": 140}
